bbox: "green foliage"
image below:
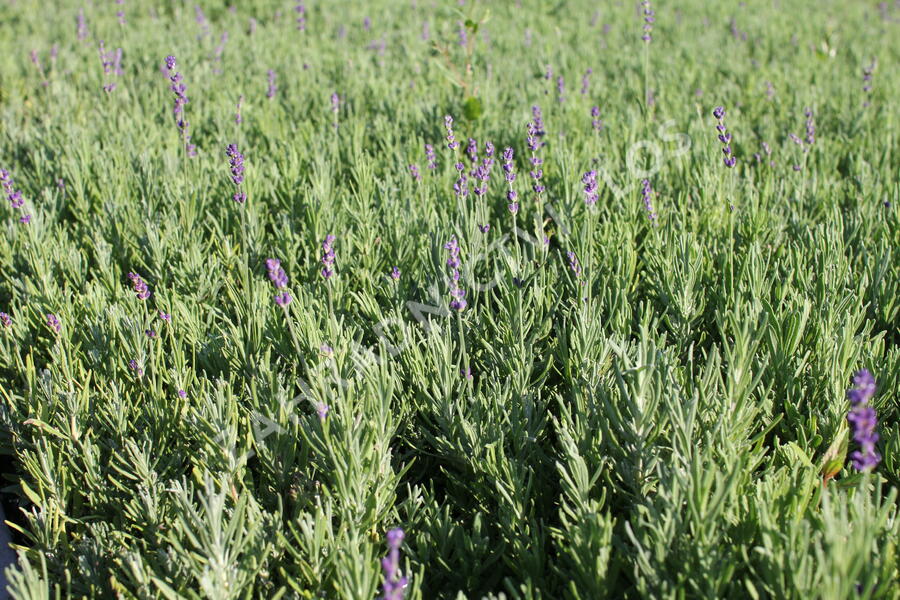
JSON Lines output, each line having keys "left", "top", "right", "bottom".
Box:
{"left": 0, "top": 0, "right": 898, "bottom": 598}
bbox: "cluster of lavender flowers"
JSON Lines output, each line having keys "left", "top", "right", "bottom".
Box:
{"left": 1, "top": 168, "right": 31, "bottom": 224}
{"left": 424, "top": 144, "right": 436, "bottom": 171}
{"left": 581, "top": 69, "right": 592, "bottom": 95}
{"left": 225, "top": 144, "right": 246, "bottom": 203}
{"left": 266, "top": 259, "right": 291, "bottom": 306}
{"left": 641, "top": 0, "right": 655, "bottom": 43}
{"left": 408, "top": 164, "right": 421, "bottom": 182}
{"left": 47, "top": 313, "right": 61, "bottom": 333}
{"left": 127, "top": 272, "right": 151, "bottom": 300}
{"left": 502, "top": 147, "right": 518, "bottom": 215}
{"left": 164, "top": 56, "right": 196, "bottom": 157}
{"left": 380, "top": 528, "right": 408, "bottom": 600}
{"left": 0, "top": 312, "right": 11, "bottom": 328}
{"left": 581, "top": 170, "right": 598, "bottom": 207}
{"left": 641, "top": 179, "right": 657, "bottom": 223}
{"left": 526, "top": 122, "right": 545, "bottom": 198}
{"left": 713, "top": 106, "right": 736, "bottom": 168}
{"left": 847, "top": 369, "right": 881, "bottom": 472}
{"left": 444, "top": 236, "right": 467, "bottom": 311}
{"left": 321, "top": 235, "right": 336, "bottom": 279}
{"left": 98, "top": 41, "right": 122, "bottom": 92}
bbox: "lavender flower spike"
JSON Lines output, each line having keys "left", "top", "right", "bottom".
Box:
{"left": 641, "top": 0, "right": 655, "bottom": 43}
{"left": 444, "top": 115, "right": 459, "bottom": 150}
{"left": 381, "top": 528, "right": 408, "bottom": 600}
{"left": 47, "top": 313, "right": 61, "bottom": 333}
{"left": 713, "top": 106, "right": 736, "bottom": 168}
{"left": 641, "top": 179, "right": 658, "bottom": 223}
{"left": 266, "top": 258, "right": 289, "bottom": 289}
{"left": 321, "top": 235, "right": 336, "bottom": 279}
{"left": 0, "top": 312, "right": 11, "bottom": 328}
{"left": 266, "top": 69, "right": 277, "bottom": 99}
{"left": 846, "top": 369, "right": 881, "bottom": 472}
{"left": 582, "top": 170, "right": 598, "bottom": 207}
{"left": 127, "top": 272, "right": 151, "bottom": 300}
{"left": 226, "top": 143, "right": 246, "bottom": 203}
{"left": 444, "top": 236, "right": 467, "bottom": 311}
{"left": 425, "top": 144, "right": 436, "bottom": 170}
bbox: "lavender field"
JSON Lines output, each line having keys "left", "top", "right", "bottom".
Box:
{"left": 0, "top": 0, "right": 899, "bottom": 598}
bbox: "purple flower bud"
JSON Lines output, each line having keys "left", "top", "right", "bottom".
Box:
{"left": 425, "top": 144, "right": 436, "bottom": 170}
{"left": 317, "top": 403, "right": 329, "bottom": 420}
{"left": 390, "top": 266, "right": 401, "bottom": 280}
{"left": 178, "top": 389, "right": 187, "bottom": 398}
{"left": 0, "top": 312, "right": 11, "bottom": 328}
{"left": 47, "top": 313, "right": 61, "bottom": 333}
{"left": 274, "top": 292, "right": 292, "bottom": 306}
{"left": 478, "top": 224, "right": 490, "bottom": 233}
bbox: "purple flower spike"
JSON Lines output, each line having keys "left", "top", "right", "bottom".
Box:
{"left": 591, "top": 106, "right": 603, "bottom": 132}
{"left": 581, "top": 68, "right": 592, "bottom": 95}
{"left": 804, "top": 108, "right": 815, "bottom": 147}
{"left": 165, "top": 55, "right": 193, "bottom": 155}
{"left": 846, "top": 369, "right": 881, "bottom": 472}
{"left": 159, "top": 311, "right": 171, "bottom": 322}
{"left": 408, "top": 164, "right": 421, "bottom": 182}
{"left": 444, "top": 115, "right": 458, "bottom": 150}
{"left": 641, "top": 179, "right": 658, "bottom": 223}
{"left": 127, "top": 272, "right": 151, "bottom": 300}
{"left": 478, "top": 224, "right": 490, "bottom": 233}
{"left": 713, "top": 106, "right": 736, "bottom": 168}
{"left": 381, "top": 528, "right": 408, "bottom": 600}
{"left": 266, "top": 258, "right": 289, "bottom": 289}
{"left": 444, "top": 236, "right": 467, "bottom": 311}
{"left": 128, "top": 359, "right": 143, "bottom": 377}
{"left": 567, "top": 251, "right": 582, "bottom": 278}
{"left": 225, "top": 143, "right": 246, "bottom": 203}
{"left": 581, "top": 170, "right": 598, "bottom": 207}
{"left": 425, "top": 144, "right": 436, "bottom": 170}
{"left": 390, "top": 266, "right": 401, "bottom": 280}
{"left": 274, "top": 292, "right": 292, "bottom": 306}
{"left": 0, "top": 312, "right": 11, "bottom": 328}
{"left": 266, "top": 69, "right": 277, "bottom": 99}
{"left": 47, "top": 313, "right": 61, "bottom": 333}
{"left": 321, "top": 235, "right": 336, "bottom": 279}
{"left": 641, "top": 0, "right": 654, "bottom": 42}
{"left": 178, "top": 389, "right": 187, "bottom": 398}
{"left": 862, "top": 59, "right": 876, "bottom": 106}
